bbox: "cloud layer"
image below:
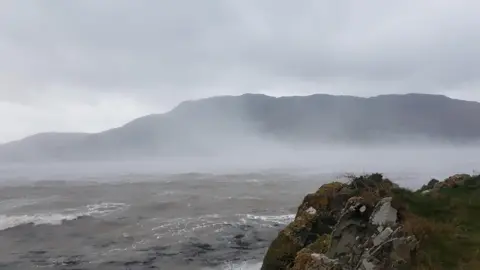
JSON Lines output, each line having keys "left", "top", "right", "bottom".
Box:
{"left": 1, "top": 1, "right": 480, "bottom": 142}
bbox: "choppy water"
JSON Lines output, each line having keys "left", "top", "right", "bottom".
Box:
{"left": 0, "top": 162, "right": 465, "bottom": 270}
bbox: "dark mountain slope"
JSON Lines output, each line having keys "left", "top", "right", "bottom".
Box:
{"left": 1, "top": 93, "right": 480, "bottom": 161}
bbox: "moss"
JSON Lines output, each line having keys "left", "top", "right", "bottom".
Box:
{"left": 348, "top": 173, "right": 392, "bottom": 189}
{"left": 305, "top": 234, "right": 331, "bottom": 254}
{"left": 290, "top": 250, "right": 315, "bottom": 270}
{"left": 316, "top": 182, "right": 345, "bottom": 194}
{"left": 263, "top": 183, "right": 346, "bottom": 270}
{"left": 261, "top": 232, "right": 303, "bottom": 270}
{"left": 262, "top": 203, "right": 325, "bottom": 269}
{"left": 299, "top": 182, "right": 346, "bottom": 212}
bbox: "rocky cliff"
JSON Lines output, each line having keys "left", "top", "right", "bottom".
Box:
{"left": 261, "top": 173, "right": 480, "bottom": 270}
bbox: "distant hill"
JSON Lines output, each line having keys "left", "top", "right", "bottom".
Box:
{"left": 1, "top": 93, "right": 480, "bottom": 162}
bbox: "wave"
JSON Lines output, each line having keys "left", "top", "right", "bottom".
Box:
{"left": 236, "top": 214, "right": 294, "bottom": 225}
{"left": 0, "top": 212, "right": 81, "bottom": 231}
{"left": 149, "top": 213, "right": 293, "bottom": 243}
{"left": 0, "top": 202, "right": 127, "bottom": 231}
{"left": 224, "top": 262, "right": 262, "bottom": 270}
{"left": 204, "top": 261, "right": 262, "bottom": 270}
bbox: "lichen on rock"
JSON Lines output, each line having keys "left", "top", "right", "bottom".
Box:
{"left": 261, "top": 181, "right": 350, "bottom": 270}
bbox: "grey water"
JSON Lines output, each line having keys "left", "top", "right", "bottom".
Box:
{"left": 0, "top": 148, "right": 478, "bottom": 269}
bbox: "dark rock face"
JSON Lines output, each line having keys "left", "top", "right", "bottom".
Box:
{"left": 419, "top": 179, "right": 439, "bottom": 193}
{"left": 261, "top": 182, "right": 348, "bottom": 270}
{"left": 261, "top": 173, "right": 480, "bottom": 270}
{"left": 291, "top": 197, "right": 418, "bottom": 270}
{"left": 261, "top": 175, "right": 408, "bottom": 270}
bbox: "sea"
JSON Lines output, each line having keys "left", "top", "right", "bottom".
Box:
{"left": 0, "top": 150, "right": 477, "bottom": 270}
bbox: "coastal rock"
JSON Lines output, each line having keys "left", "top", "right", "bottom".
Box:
{"left": 419, "top": 178, "right": 439, "bottom": 192}
{"left": 433, "top": 174, "right": 470, "bottom": 190}
{"left": 262, "top": 173, "right": 480, "bottom": 270}
{"left": 369, "top": 197, "right": 397, "bottom": 226}
{"left": 261, "top": 182, "right": 351, "bottom": 270}
{"left": 290, "top": 252, "right": 342, "bottom": 270}
{"left": 323, "top": 196, "right": 416, "bottom": 269}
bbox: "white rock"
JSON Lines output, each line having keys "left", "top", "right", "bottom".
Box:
{"left": 311, "top": 253, "right": 339, "bottom": 265}
{"left": 306, "top": 207, "right": 317, "bottom": 215}
{"left": 370, "top": 197, "right": 398, "bottom": 226}
{"left": 373, "top": 227, "right": 393, "bottom": 246}
{"left": 360, "top": 205, "right": 367, "bottom": 213}
{"left": 362, "top": 259, "right": 376, "bottom": 270}
{"left": 311, "top": 253, "right": 324, "bottom": 260}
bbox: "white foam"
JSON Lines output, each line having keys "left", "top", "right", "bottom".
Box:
{"left": 237, "top": 214, "right": 295, "bottom": 225}
{"left": 0, "top": 213, "right": 78, "bottom": 231}
{"left": 0, "top": 202, "right": 127, "bottom": 231}
{"left": 204, "top": 261, "right": 262, "bottom": 270}
{"left": 83, "top": 202, "right": 127, "bottom": 215}
{"left": 151, "top": 214, "right": 227, "bottom": 239}
{"left": 150, "top": 213, "right": 294, "bottom": 241}
{"left": 225, "top": 262, "right": 261, "bottom": 270}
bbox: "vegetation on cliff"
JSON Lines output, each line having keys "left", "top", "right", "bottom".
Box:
{"left": 261, "top": 173, "right": 480, "bottom": 270}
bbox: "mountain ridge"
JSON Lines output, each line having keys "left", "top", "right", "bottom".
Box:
{"left": 2, "top": 93, "right": 480, "bottom": 162}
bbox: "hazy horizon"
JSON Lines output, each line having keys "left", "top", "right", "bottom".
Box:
{"left": 1, "top": 144, "right": 479, "bottom": 184}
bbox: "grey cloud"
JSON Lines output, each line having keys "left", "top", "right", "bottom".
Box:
{"left": 1, "top": 0, "right": 480, "bottom": 104}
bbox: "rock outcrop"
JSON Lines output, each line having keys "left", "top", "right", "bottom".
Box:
{"left": 261, "top": 173, "right": 480, "bottom": 270}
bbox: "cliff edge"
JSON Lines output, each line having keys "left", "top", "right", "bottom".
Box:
{"left": 261, "top": 173, "right": 480, "bottom": 270}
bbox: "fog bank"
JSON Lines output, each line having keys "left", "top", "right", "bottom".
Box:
{"left": 0, "top": 145, "right": 478, "bottom": 189}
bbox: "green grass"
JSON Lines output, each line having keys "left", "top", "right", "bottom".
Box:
{"left": 392, "top": 176, "right": 480, "bottom": 269}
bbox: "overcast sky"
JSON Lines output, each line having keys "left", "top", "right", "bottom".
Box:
{"left": 1, "top": 1, "right": 480, "bottom": 143}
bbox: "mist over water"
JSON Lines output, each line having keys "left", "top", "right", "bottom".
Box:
{"left": 1, "top": 145, "right": 478, "bottom": 186}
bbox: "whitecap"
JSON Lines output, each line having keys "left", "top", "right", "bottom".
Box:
{"left": 0, "top": 202, "right": 128, "bottom": 231}
{"left": 151, "top": 214, "right": 226, "bottom": 238}
{"left": 203, "top": 261, "right": 262, "bottom": 270}
{"left": 0, "top": 213, "right": 79, "bottom": 231}
{"left": 236, "top": 214, "right": 294, "bottom": 225}
{"left": 83, "top": 202, "right": 127, "bottom": 215}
